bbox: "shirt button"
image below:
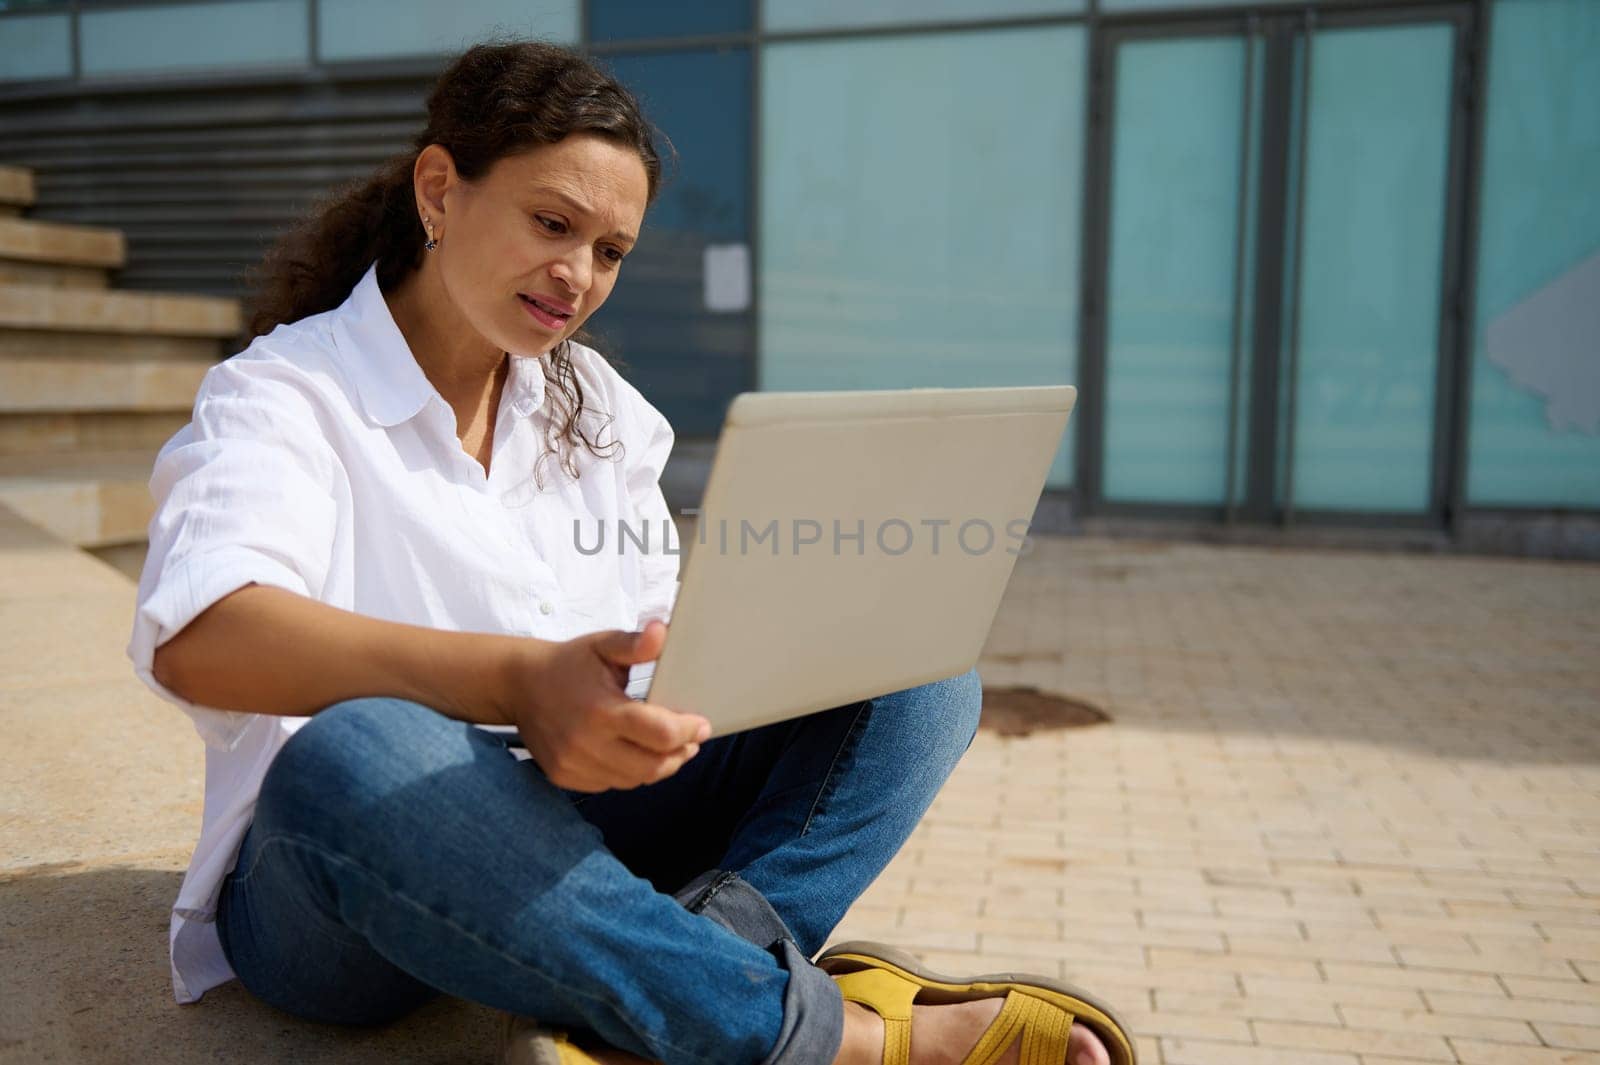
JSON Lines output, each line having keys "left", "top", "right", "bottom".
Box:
{"left": 539, "top": 600, "right": 554, "bottom": 615}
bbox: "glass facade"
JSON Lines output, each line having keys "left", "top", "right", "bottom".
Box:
{"left": 593, "top": 47, "right": 752, "bottom": 436}
{"left": 1102, "top": 0, "right": 1298, "bottom": 8}
{"left": 318, "top": 0, "right": 576, "bottom": 61}
{"left": 1466, "top": 0, "right": 1600, "bottom": 508}
{"left": 0, "top": 11, "right": 69, "bottom": 81}
{"left": 760, "top": 26, "right": 1085, "bottom": 488}
{"left": 762, "top": 0, "right": 1084, "bottom": 33}
{"left": 589, "top": 0, "right": 747, "bottom": 42}
{"left": 80, "top": 1, "right": 307, "bottom": 78}
{"left": 2, "top": 0, "right": 1596, "bottom": 535}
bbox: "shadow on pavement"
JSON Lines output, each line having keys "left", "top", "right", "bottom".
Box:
{"left": 0, "top": 865, "right": 500, "bottom": 1064}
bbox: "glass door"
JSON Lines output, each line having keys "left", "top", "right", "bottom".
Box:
{"left": 1082, "top": 5, "right": 1473, "bottom": 525}
{"left": 1276, "top": 17, "right": 1458, "bottom": 515}
{"left": 1097, "top": 24, "right": 1261, "bottom": 509}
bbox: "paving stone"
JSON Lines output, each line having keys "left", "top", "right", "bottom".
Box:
{"left": 1535, "top": 1023, "right": 1600, "bottom": 1052}
{"left": 1337, "top": 1005, "right": 1538, "bottom": 1044}
{"left": 1163, "top": 1036, "right": 1356, "bottom": 1064}
{"left": 1450, "top": 1040, "right": 1600, "bottom": 1064}
{"left": 1155, "top": 989, "right": 1340, "bottom": 1025}
{"left": 1424, "top": 990, "right": 1600, "bottom": 1027}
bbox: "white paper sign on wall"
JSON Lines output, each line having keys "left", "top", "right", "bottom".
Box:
{"left": 703, "top": 243, "right": 751, "bottom": 313}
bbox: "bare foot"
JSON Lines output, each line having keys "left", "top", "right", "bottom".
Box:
{"left": 837, "top": 997, "right": 1111, "bottom": 1065}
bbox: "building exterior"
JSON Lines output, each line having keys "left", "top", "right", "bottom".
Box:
{"left": 1, "top": 0, "right": 1595, "bottom": 555}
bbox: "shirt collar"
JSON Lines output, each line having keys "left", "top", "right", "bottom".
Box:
{"left": 506, "top": 346, "right": 548, "bottom": 419}
{"left": 334, "top": 262, "right": 547, "bottom": 428}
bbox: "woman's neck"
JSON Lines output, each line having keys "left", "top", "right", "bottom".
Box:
{"left": 385, "top": 263, "right": 507, "bottom": 416}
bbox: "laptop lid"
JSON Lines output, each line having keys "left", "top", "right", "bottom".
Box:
{"left": 645, "top": 385, "right": 1075, "bottom": 736}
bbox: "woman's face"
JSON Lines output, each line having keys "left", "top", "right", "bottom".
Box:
{"left": 427, "top": 133, "right": 650, "bottom": 357}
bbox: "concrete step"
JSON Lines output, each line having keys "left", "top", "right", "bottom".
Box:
{"left": 0, "top": 353, "right": 210, "bottom": 413}
{"left": 86, "top": 539, "right": 149, "bottom": 582}
{"left": 0, "top": 329, "right": 221, "bottom": 363}
{"left": 0, "top": 260, "right": 111, "bottom": 288}
{"left": 0, "top": 281, "right": 240, "bottom": 337}
{"left": 0, "top": 448, "right": 157, "bottom": 547}
{"left": 0, "top": 165, "right": 34, "bottom": 217}
{"left": 0, "top": 218, "right": 124, "bottom": 288}
{"left": 0, "top": 410, "right": 188, "bottom": 457}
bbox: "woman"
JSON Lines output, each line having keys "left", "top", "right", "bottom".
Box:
{"left": 128, "top": 40, "right": 1132, "bottom": 1065}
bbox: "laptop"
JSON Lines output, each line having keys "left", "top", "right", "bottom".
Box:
{"left": 638, "top": 385, "right": 1076, "bottom": 737}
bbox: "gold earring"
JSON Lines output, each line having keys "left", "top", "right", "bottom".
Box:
{"left": 423, "top": 216, "right": 438, "bottom": 252}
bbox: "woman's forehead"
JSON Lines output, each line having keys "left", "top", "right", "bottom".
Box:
{"left": 499, "top": 138, "right": 646, "bottom": 197}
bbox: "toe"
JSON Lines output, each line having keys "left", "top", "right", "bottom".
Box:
{"left": 1067, "top": 1023, "right": 1111, "bottom": 1065}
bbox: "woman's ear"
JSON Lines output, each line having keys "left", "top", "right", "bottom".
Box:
{"left": 413, "top": 143, "right": 457, "bottom": 232}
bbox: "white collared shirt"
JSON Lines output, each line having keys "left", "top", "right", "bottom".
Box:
{"left": 126, "top": 263, "right": 679, "bottom": 1005}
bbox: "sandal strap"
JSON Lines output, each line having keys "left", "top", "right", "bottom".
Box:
{"left": 834, "top": 969, "right": 1078, "bottom": 1065}
{"left": 964, "top": 991, "right": 1075, "bottom": 1065}
{"left": 833, "top": 967, "right": 917, "bottom": 1065}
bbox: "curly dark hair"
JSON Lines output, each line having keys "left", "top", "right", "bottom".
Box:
{"left": 245, "top": 39, "right": 663, "bottom": 480}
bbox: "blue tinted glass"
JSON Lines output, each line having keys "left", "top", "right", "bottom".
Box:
{"left": 763, "top": 0, "right": 1082, "bottom": 32}
{"left": 760, "top": 26, "right": 1085, "bottom": 488}
{"left": 1102, "top": 0, "right": 1294, "bottom": 8}
{"left": 590, "top": 0, "right": 747, "bottom": 42}
{"left": 1466, "top": 0, "right": 1600, "bottom": 507}
{"left": 1282, "top": 24, "right": 1453, "bottom": 512}
{"left": 590, "top": 48, "right": 752, "bottom": 437}
{"left": 80, "top": 1, "right": 306, "bottom": 76}
{"left": 319, "top": 0, "right": 576, "bottom": 61}
{"left": 1102, "top": 35, "right": 1260, "bottom": 505}
{"left": 0, "top": 13, "right": 70, "bottom": 81}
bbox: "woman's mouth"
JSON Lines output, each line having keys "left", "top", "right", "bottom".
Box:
{"left": 518, "top": 293, "right": 573, "bottom": 331}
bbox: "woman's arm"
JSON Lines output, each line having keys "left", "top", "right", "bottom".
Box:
{"left": 152, "top": 584, "right": 710, "bottom": 791}
{"left": 152, "top": 583, "right": 525, "bottom": 725}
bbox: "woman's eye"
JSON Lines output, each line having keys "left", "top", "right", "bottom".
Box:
{"left": 536, "top": 215, "right": 565, "bottom": 234}
{"left": 602, "top": 247, "right": 625, "bottom": 264}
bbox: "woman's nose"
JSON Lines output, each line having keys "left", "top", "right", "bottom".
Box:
{"left": 549, "top": 249, "right": 592, "bottom": 295}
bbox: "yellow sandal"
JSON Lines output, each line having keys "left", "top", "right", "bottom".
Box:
{"left": 499, "top": 1014, "right": 606, "bottom": 1065}
{"left": 818, "top": 941, "right": 1138, "bottom": 1065}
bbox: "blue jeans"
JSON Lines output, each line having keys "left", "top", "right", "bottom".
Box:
{"left": 215, "top": 668, "right": 983, "bottom": 1065}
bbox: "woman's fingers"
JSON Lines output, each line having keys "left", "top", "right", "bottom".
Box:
{"left": 604, "top": 737, "right": 702, "bottom": 788}
{"left": 534, "top": 701, "right": 701, "bottom": 790}
{"left": 590, "top": 622, "right": 668, "bottom": 670}
{"left": 609, "top": 698, "right": 709, "bottom": 753}
{"left": 554, "top": 736, "right": 699, "bottom": 792}
{"left": 513, "top": 626, "right": 707, "bottom": 791}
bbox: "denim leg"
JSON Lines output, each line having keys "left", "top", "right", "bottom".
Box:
{"left": 215, "top": 696, "right": 825, "bottom": 1065}
{"left": 720, "top": 667, "right": 984, "bottom": 955}
{"left": 573, "top": 667, "right": 985, "bottom": 957}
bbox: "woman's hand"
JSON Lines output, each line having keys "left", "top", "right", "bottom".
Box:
{"left": 502, "top": 620, "right": 711, "bottom": 793}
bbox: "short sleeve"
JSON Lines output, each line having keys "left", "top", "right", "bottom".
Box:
{"left": 126, "top": 356, "right": 343, "bottom": 751}
{"left": 614, "top": 377, "right": 680, "bottom": 627}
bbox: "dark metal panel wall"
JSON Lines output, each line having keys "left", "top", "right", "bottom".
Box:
{"left": 0, "top": 72, "right": 438, "bottom": 300}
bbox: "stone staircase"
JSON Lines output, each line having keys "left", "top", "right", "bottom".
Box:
{"left": 0, "top": 164, "right": 241, "bottom": 579}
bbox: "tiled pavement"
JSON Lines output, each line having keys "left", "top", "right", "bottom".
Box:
{"left": 4, "top": 504, "right": 1598, "bottom": 1062}
{"left": 826, "top": 536, "right": 1600, "bottom": 1064}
